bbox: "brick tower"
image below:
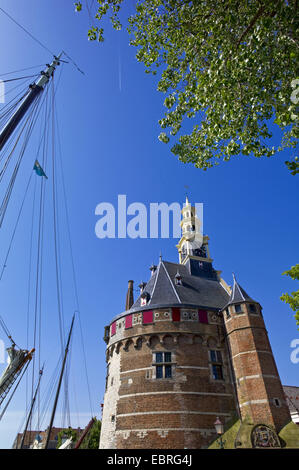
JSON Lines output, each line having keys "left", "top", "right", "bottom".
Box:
{"left": 221, "top": 275, "right": 291, "bottom": 431}
{"left": 99, "top": 198, "right": 295, "bottom": 449}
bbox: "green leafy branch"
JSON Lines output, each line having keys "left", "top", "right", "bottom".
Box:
{"left": 281, "top": 265, "right": 299, "bottom": 329}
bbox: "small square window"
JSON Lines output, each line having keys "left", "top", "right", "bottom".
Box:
{"left": 249, "top": 304, "right": 256, "bottom": 313}
{"left": 235, "top": 304, "right": 242, "bottom": 313}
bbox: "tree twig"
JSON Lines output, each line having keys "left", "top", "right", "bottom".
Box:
{"left": 236, "top": 4, "right": 266, "bottom": 48}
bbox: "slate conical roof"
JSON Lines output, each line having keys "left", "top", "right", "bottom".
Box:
{"left": 112, "top": 259, "right": 230, "bottom": 323}
{"left": 222, "top": 274, "right": 255, "bottom": 309}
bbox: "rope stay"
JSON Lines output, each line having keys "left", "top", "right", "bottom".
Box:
{"left": 0, "top": 41, "right": 95, "bottom": 444}
{"left": 0, "top": 360, "right": 31, "bottom": 422}
{"left": 54, "top": 106, "right": 94, "bottom": 418}
{"left": 0, "top": 6, "right": 55, "bottom": 56}
{"left": 0, "top": 91, "right": 44, "bottom": 227}
{"left": 0, "top": 315, "right": 16, "bottom": 346}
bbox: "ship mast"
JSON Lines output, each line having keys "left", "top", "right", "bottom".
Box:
{"left": 0, "top": 53, "right": 62, "bottom": 152}
{"left": 44, "top": 314, "right": 75, "bottom": 449}
{"left": 20, "top": 366, "right": 44, "bottom": 449}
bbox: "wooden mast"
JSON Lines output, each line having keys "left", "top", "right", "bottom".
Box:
{"left": 44, "top": 314, "right": 75, "bottom": 449}
{"left": 0, "top": 53, "right": 62, "bottom": 152}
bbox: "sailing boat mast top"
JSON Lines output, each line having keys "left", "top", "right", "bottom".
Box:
{"left": 0, "top": 52, "right": 62, "bottom": 152}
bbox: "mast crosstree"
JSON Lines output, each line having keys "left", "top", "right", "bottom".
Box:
{"left": 0, "top": 53, "right": 62, "bottom": 152}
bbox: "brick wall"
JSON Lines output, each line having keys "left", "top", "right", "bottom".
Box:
{"left": 100, "top": 308, "right": 238, "bottom": 448}
{"left": 224, "top": 303, "right": 291, "bottom": 431}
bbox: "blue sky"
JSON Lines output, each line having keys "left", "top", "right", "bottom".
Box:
{"left": 0, "top": 0, "right": 298, "bottom": 449}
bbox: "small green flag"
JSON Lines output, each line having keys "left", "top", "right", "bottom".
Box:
{"left": 33, "top": 160, "right": 48, "bottom": 179}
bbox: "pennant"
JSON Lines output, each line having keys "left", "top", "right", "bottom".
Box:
{"left": 33, "top": 160, "right": 48, "bottom": 179}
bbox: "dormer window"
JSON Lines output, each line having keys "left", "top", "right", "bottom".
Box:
{"left": 140, "top": 291, "right": 150, "bottom": 306}
{"left": 139, "top": 281, "right": 146, "bottom": 293}
{"left": 175, "top": 271, "right": 182, "bottom": 286}
{"left": 149, "top": 264, "right": 157, "bottom": 276}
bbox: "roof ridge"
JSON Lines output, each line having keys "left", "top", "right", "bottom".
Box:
{"left": 236, "top": 282, "right": 245, "bottom": 301}
{"left": 161, "top": 260, "right": 181, "bottom": 266}
{"left": 161, "top": 261, "right": 182, "bottom": 304}
{"left": 148, "top": 261, "right": 162, "bottom": 305}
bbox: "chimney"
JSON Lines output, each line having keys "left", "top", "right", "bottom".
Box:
{"left": 125, "top": 280, "right": 134, "bottom": 310}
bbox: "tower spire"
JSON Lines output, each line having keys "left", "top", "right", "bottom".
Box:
{"left": 176, "top": 198, "right": 208, "bottom": 264}
{"left": 223, "top": 273, "right": 255, "bottom": 308}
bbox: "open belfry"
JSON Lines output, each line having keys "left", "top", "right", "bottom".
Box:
{"left": 100, "top": 198, "right": 299, "bottom": 449}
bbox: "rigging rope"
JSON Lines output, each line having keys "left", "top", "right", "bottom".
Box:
{"left": 50, "top": 76, "right": 72, "bottom": 429}
{"left": 26, "top": 174, "right": 37, "bottom": 416}
{"left": 0, "top": 173, "right": 33, "bottom": 281}
{"left": 0, "top": 91, "right": 28, "bottom": 129}
{"left": 30, "top": 83, "right": 50, "bottom": 426}
{"left": 51, "top": 77, "right": 65, "bottom": 353}
{"left": 0, "top": 101, "right": 39, "bottom": 224}
{"left": 0, "top": 71, "right": 52, "bottom": 227}
{"left": 1, "top": 74, "right": 39, "bottom": 83}
{"left": 0, "top": 90, "right": 44, "bottom": 227}
{"left": 0, "top": 64, "right": 46, "bottom": 77}
{"left": 0, "top": 360, "right": 31, "bottom": 422}
{"left": 0, "top": 7, "right": 55, "bottom": 56}
{"left": 54, "top": 111, "right": 94, "bottom": 418}
{"left": 0, "top": 76, "right": 37, "bottom": 111}
{"left": 0, "top": 48, "right": 93, "bottom": 437}
{"left": 0, "top": 314, "right": 19, "bottom": 347}
{"left": 61, "top": 50, "right": 85, "bottom": 75}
